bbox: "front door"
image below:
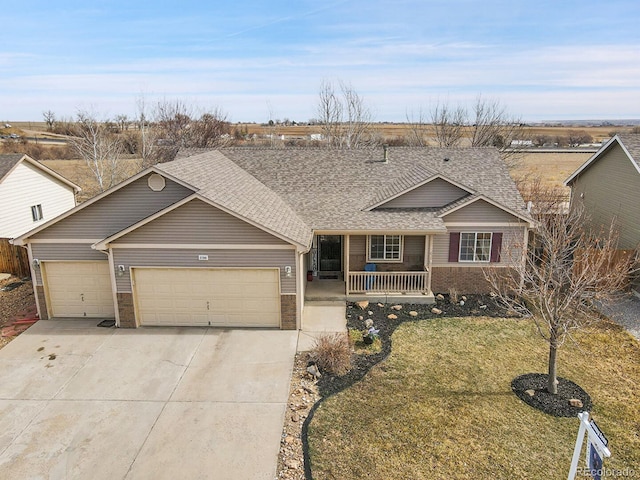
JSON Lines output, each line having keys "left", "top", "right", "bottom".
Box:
{"left": 318, "top": 235, "right": 342, "bottom": 279}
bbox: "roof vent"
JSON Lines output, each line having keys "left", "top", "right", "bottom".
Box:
{"left": 383, "top": 144, "right": 389, "bottom": 163}
{"left": 443, "top": 157, "right": 450, "bottom": 162}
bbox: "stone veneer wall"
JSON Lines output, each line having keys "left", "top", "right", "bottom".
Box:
{"left": 280, "top": 295, "right": 297, "bottom": 330}
{"left": 116, "top": 293, "right": 137, "bottom": 328}
{"left": 36, "top": 285, "right": 49, "bottom": 320}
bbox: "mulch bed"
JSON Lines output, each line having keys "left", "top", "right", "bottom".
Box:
{"left": 511, "top": 373, "right": 593, "bottom": 417}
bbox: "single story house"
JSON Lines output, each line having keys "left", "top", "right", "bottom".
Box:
{"left": 14, "top": 147, "right": 534, "bottom": 329}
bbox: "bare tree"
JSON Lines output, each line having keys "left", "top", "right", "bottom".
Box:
{"left": 42, "top": 110, "right": 56, "bottom": 131}
{"left": 114, "top": 114, "right": 129, "bottom": 133}
{"left": 566, "top": 130, "right": 594, "bottom": 147}
{"left": 431, "top": 101, "right": 466, "bottom": 147}
{"left": 135, "top": 94, "right": 158, "bottom": 168}
{"left": 316, "top": 80, "right": 376, "bottom": 148}
{"left": 405, "top": 109, "right": 429, "bottom": 146}
{"left": 70, "top": 110, "right": 126, "bottom": 192}
{"left": 485, "top": 182, "right": 637, "bottom": 395}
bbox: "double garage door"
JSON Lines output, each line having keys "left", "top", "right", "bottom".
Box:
{"left": 132, "top": 267, "right": 281, "bottom": 328}
{"left": 43, "top": 261, "right": 115, "bottom": 318}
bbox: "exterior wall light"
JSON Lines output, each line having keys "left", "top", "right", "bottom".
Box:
{"left": 117, "top": 265, "right": 126, "bottom": 276}
{"left": 284, "top": 266, "right": 292, "bottom": 278}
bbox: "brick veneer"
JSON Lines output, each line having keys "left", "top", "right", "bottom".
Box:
{"left": 116, "top": 292, "right": 138, "bottom": 328}
{"left": 280, "top": 295, "right": 297, "bottom": 330}
{"left": 35, "top": 285, "right": 49, "bottom": 320}
{"left": 431, "top": 267, "right": 494, "bottom": 294}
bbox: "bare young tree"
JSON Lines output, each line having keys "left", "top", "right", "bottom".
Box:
{"left": 485, "top": 182, "right": 637, "bottom": 395}
{"left": 431, "top": 101, "right": 466, "bottom": 147}
{"left": 42, "top": 110, "right": 56, "bottom": 131}
{"left": 70, "top": 110, "right": 126, "bottom": 192}
{"left": 405, "top": 108, "right": 430, "bottom": 147}
{"left": 135, "top": 94, "right": 158, "bottom": 168}
{"left": 316, "top": 80, "right": 376, "bottom": 148}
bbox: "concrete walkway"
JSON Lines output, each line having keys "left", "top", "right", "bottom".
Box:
{"left": 297, "top": 302, "right": 347, "bottom": 352}
{"left": 0, "top": 320, "right": 297, "bottom": 480}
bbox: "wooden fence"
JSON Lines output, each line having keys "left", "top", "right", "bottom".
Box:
{"left": 0, "top": 239, "right": 30, "bottom": 277}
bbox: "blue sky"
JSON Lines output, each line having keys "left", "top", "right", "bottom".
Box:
{"left": 2, "top": 0, "right": 639, "bottom": 122}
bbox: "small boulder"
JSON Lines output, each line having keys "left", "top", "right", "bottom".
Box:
{"left": 306, "top": 364, "right": 321, "bottom": 379}
{"left": 358, "top": 315, "right": 364, "bottom": 321}
{"left": 525, "top": 389, "right": 535, "bottom": 397}
{"left": 489, "top": 291, "right": 497, "bottom": 298}
{"left": 387, "top": 314, "right": 398, "bottom": 320}
{"left": 431, "top": 307, "right": 442, "bottom": 314}
{"left": 459, "top": 300, "right": 465, "bottom": 306}
{"left": 356, "top": 300, "right": 369, "bottom": 310}
{"left": 479, "top": 305, "right": 487, "bottom": 310}
{"left": 436, "top": 294, "right": 445, "bottom": 300}
{"left": 377, "top": 303, "right": 385, "bottom": 308}
{"left": 284, "top": 435, "right": 295, "bottom": 445}
{"left": 365, "top": 318, "right": 374, "bottom": 328}
{"left": 286, "top": 459, "right": 300, "bottom": 470}
{"left": 368, "top": 311, "right": 374, "bottom": 316}
{"left": 409, "top": 311, "right": 418, "bottom": 317}
{"left": 391, "top": 305, "right": 402, "bottom": 311}
{"left": 291, "top": 412, "right": 300, "bottom": 422}
{"left": 461, "top": 295, "right": 467, "bottom": 301}
{"left": 569, "top": 398, "right": 583, "bottom": 408}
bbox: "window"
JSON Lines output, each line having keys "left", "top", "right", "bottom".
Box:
{"left": 31, "top": 204, "right": 43, "bottom": 222}
{"left": 368, "top": 235, "right": 402, "bottom": 262}
{"left": 459, "top": 232, "right": 492, "bottom": 262}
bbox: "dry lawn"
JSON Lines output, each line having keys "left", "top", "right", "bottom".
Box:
{"left": 308, "top": 317, "right": 640, "bottom": 479}
{"left": 512, "top": 151, "right": 593, "bottom": 191}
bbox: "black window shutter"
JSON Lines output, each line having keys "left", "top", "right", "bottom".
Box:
{"left": 490, "top": 233, "right": 503, "bottom": 262}
{"left": 448, "top": 232, "right": 460, "bottom": 263}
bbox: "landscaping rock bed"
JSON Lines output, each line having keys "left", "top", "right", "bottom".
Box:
{"left": 511, "top": 373, "right": 593, "bottom": 417}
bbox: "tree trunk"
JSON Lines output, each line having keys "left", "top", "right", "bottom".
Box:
{"left": 547, "top": 342, "right": 558, "bottom": 394}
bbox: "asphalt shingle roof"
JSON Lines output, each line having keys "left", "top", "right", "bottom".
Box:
{"left": 172, "top": 147, "right": 531, "bottom": 243}
{"left": 617, "top": 134, "right": 640, "bottom": 170}
{"left": 0, "top": 154, "right": 24, "bottom": 182}
{"left": 156, "top": 150, "right": 313, "bottom": 247}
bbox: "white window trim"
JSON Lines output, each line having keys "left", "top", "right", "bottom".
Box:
{"left": 458, "top": 232, "right": 492, "bottom": 263}
{"left": 366, "top": 235, "right": 404, "bottom": 263}
{"left": 31, "top": 204, "right": 43, "bottom": 222}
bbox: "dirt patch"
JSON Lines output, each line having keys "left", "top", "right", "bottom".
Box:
{"left": 0, "top": 275, "right": 38, "bottom": 349}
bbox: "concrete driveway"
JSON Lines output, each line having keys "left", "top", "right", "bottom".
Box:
{"left": 0, "top": 320, "right": 297, "bottom": 480}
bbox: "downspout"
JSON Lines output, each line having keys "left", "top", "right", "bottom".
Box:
{"left": 24, "top": 243, "right": 42, "bottom": 320}
{"left": 92, "top": 243, "right": 120, "bottom": 327}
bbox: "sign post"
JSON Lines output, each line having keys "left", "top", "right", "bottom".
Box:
{"left": 568, "top": 412, "right": 611, "bottom": 480}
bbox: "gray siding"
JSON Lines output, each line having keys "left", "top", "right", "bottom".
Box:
{"left": 116, "top": 199, "right": 288, "bottom": 245}
{"left": 31, "top": 243, "right": 106, "bottom": 285}
{"left": 442, "top": 199, "right": 524, "bottom": 224}
{"left": 113, "top": 248, "right": 297, "bottom": 294}
{"left": 432, "top": 226, "right": 525, "bottom": 266}
{"left": 31, "top": 174, "right": 193, "bottom": 240}
{"left": 348, "top": 234, "right": 425, "bottom": 271}
{"left": 572, "top": 143, "right": 640, "bottom": 249}
{"left": 380, "top": 178, "right": 469, "bottom": 208}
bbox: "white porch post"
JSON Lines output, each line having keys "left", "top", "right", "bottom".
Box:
{"left": 344, "top": 234, "right": 350, "bottom": 294}
{"left": 426, "top": 234, "right": 434, "bottom": 294}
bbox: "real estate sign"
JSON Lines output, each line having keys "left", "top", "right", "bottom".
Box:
{"left": 567, "top": 412, "right": 611, "bottom": 480}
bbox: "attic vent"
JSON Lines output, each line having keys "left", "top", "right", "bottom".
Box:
{"left": 148, "top": 173, "right": 166, "bottom": 192}
{"left": 443, "top": 157, "right": 450, "bottom": 162}
{"left": 383, "top": 144, "right": 389, "bottom": 163}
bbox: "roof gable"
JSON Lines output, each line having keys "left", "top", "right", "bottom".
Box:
{"left": 565, "top": 134, "right": 640, "bottom": 186}
{"left": 0, "top": 154, "right": 80, "bottom": 192}
{"left": 368, "top": 174, "right": 472, "bottom": 210}
{"left": 156, "top": 151, "right": 312, "bottom": 248}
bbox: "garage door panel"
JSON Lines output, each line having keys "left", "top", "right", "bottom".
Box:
{"left": 43, "top": 261, "right": 115, "bottom": 318}
{"left": 133, "top": 268, "right": 280, "bottom": 327}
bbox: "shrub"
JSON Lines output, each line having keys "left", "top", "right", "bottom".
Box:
{"left": 310, "top": 332, "right": 352, "bottom": 376}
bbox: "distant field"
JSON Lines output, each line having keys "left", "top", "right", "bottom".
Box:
{"left": 513, "top": 151, "right": 592, "bottom": 189}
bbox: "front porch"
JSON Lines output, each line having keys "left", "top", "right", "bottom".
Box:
{"left": 306, "top": 233, "right": 435, "bottom": 304}
{"left": 305, "top": 276, "right": 435, "bottom": 304}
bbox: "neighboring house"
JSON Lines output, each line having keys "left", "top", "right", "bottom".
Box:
{"left": 0, "top": 154, "right": 80, "bottom": 276}
{"left": 14, "top": 147, "right": 533, "bottom": 330}
{"left": 565, "top": 134, "right": 640, "bottom": 250}
{"left": 0, "top": 154, "right": 80, "bottom": 239}
{"left": 564, "top": 134, "right": 640, "bottom": 292}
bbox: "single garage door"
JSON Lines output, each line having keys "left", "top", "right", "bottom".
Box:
{"left": 132, "top": 267, "right": 281, "bottom": 327}
{"left": 43, "top": 261, "right": 115, "bottom": 318}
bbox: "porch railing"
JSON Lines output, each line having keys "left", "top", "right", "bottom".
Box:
{"left": 347, "top": 271, "right": 429, "bottom": 294}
